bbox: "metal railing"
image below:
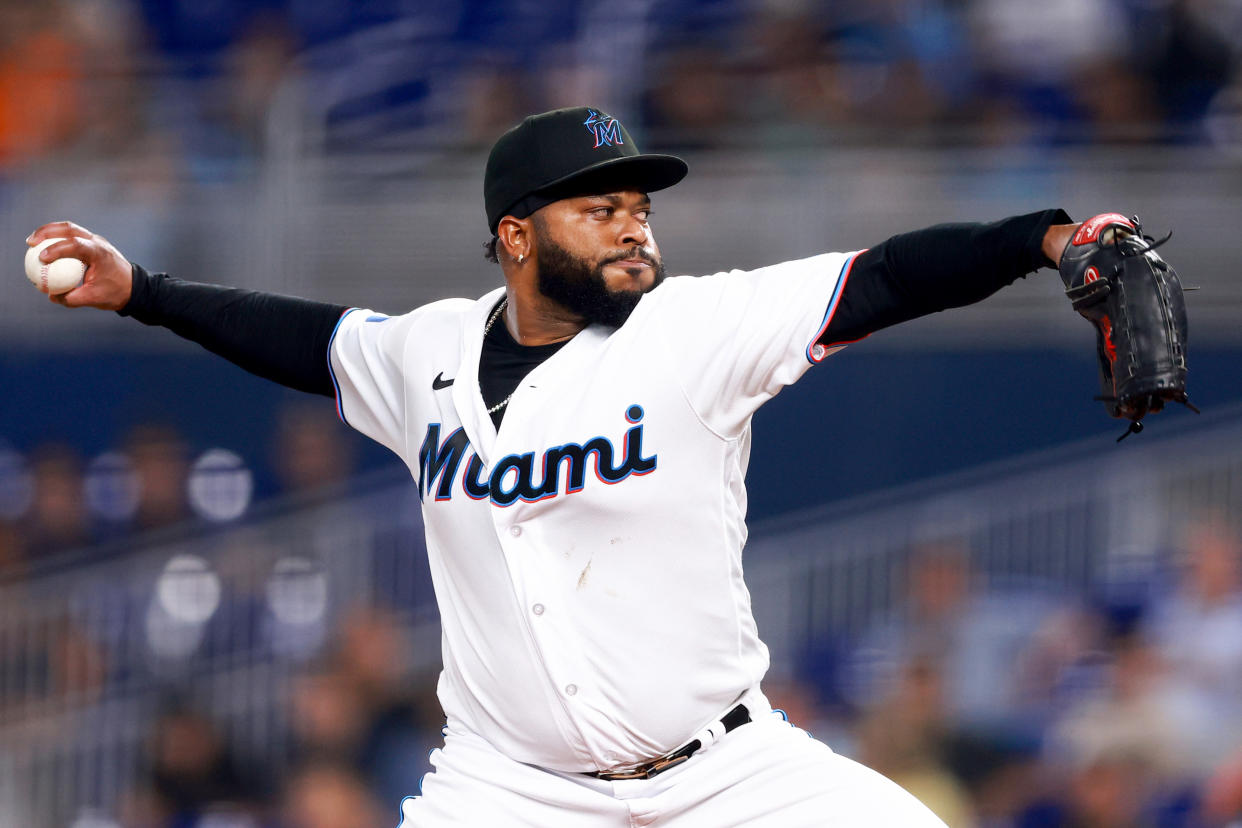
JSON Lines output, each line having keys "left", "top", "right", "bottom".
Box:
{"left": 3, "top": 405, "right": 1242, "bottom": 825}
{"left": 745, "top": 405, "right": 1242, "bottom": 673}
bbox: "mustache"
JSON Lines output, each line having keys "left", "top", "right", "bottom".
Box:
{"left": 601, "top": 246, "right": 658, "bottom": 267}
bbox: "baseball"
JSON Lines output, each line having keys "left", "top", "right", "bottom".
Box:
{"left": 24, "top": 237, "right": 86, "bottom": 295}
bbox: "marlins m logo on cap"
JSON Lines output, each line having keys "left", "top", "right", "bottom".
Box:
{"left": 584, "top": 110, "right": 623, "bottom": 148}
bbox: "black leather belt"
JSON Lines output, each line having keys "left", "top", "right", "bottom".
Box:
{"left": 585, "top": 703, "right": 751, "bottom": 781}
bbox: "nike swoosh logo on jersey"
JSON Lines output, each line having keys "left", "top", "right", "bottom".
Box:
{"left": 432, "top": 372, "right": 454, "bottom": 390}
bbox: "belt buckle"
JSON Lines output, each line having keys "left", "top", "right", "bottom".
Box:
{"left": 644, "top": 753, "right": 690, "bottom": 778}
{"left": 602, "top": 753, "right": 689, "bottom": 781}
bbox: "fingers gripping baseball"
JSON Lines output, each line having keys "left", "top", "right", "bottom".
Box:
{"left": 28, "top": 220, "right": 93, "bottom": 244}
{"left": 25, "top": 222, "right": 133, "bottom": 310}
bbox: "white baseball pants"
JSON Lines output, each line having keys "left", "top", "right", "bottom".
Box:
{"left": 397, "top": 702, "right": 949, "bottom": 826}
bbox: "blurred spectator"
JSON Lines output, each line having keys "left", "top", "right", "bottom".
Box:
{"left": 45, "top": 617, "right": 108, "bottom": 705}
{"left": 818, "top": 3, "right": 961, "bottom": 131}
{"left": 741, "top": 7, "right": 852, "bottom": 136}
{"left": 643, "top": 46, "right": 738, "bottom": 150}
{"left": 1205, "top": 72, "right": 1242, "bottom": 154}
{"left": 19, "top": 444, "right": 90, "bottom": 557}
{"left": 83, "top": 451, "right": 143, "bottom": 540}
{"left": 729, "top": 1, "right": 973, "bottom": 147}
{"left": 57, "top": 0, "right": 149, "bottom": 159}
{"left": 272, "top": 402, "right": 356, "bottom": 496}
{"left": 0, "top": 519, "right": 24, "bottom": 576}
{"left": 291, "top": 607, "right": 440, "bottom": 807}
{"left": 1060, "top": 755, "right": 1165, "bottom": 828}
{"left": 1043, "top": 632, "right": 1203, "bottom": 825}
{"left": 855, "top": 657, "right": 978, "bottom": 827}
{"left": 136, "top": 0, "right": 284, "bottom": 77}
{"left": 843, "top": 539, "right": 1062, "bottom": 732}
{"left": 967, "top": 0, "right": 1156, "bottom": 144}
{"left": 1204, "top": 746, "right": 1242, "bottom": 824}
{"left": 1131, "top": 0, "right": 1236, "bottom": 130}
{"left": 291, "top": 669, "right": 370, "bottom": 762}
{"left": 291, "top": 4, "right": 467, "bottom": 155}
{"left": 281, "top": 760, "right": 387, "bottom": 828}
{"left": 1048, "top": 633, "right": 1195, "bottom": 779}
{"left": 220, "top": 13, "right": 300, "bottom": 155}
{"left": 147, "top": 705, "right": 267, "bottom": 825}
{"left": 1010, "top": 605, "right": 1110, "bottom": 721}
{"left": 0, "top": 445, "right": 32, "bottom": 523}
{"left": 126, "top": 424, "right": 192, "bottom": 532}
{"left": 0, "top": 0, "right": 86, "bottom": 167}
{"left": 1141, "top": 512, "right": 1242, "bottom": 773}
{"left": 339, "top": 608, "right": 441, "bottom": 801}
{"left": 832, "top": 538, "right": 1078, "bottom": 822}
{"left": 116, "top": 784, "right": 173, "bottom": 828}
{"left": 458, "top": 57, "right": 541, "bottom": 149}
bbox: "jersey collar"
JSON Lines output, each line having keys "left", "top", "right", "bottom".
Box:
{"left": 453, "top": 286, "right": 508, "bottom": 466}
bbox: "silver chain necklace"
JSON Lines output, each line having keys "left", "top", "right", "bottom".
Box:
{"left": 484, "top": 298, "right": 513, "bottom": 415}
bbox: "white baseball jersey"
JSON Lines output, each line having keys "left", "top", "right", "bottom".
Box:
{"left": 328, "top": 251, "right": 859, "bottom": 773}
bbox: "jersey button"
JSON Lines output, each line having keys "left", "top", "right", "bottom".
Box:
{"left": 532, "top": 603, "right": 545, "bottom": 616}
{"left": 510, "top": 526, "right": 522, "bottom": 537}
{"left": 564, "top": 684, "right": 578, "bottom": 697}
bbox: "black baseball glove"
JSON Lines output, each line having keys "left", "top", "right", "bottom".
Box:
{"left": 1058, "top": 213, "right": 1196, "bottom": 440}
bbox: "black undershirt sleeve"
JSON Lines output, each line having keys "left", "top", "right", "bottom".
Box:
{"left": 118, "top": 264, "right": 348, "bottom": 397}
{"left": 820, "top": 208, "right": 1072, "bottom": 346}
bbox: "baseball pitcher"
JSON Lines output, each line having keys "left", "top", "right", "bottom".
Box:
{"left": 28, "top": 106, "right": 1190, "bottom": 826}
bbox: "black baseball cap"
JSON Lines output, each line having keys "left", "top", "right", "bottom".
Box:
{"left": 484, "top": 106, "right": 688, "bottom": 234}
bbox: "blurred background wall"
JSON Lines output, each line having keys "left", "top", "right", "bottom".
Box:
{"left": 1, "top": 1, "right": 1241, "bottom": 826}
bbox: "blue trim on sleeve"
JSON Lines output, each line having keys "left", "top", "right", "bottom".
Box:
{"left": 806, "top": 252, "right": 864, "bottom": 364}
{"left": 327, "top": 308, "right": 361, "bottom": 426}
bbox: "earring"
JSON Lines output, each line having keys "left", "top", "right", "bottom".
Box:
{"left": 517, "top": 254, "right": 525, "bottom": 264}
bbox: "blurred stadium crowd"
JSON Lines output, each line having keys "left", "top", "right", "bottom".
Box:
{"left": 791, "top": 518, "right": 1242, "bottom": 827}
{"left": 3, "top": 1, "right": 1242, "bottom": 827}
{"left": 0, "top": 0, "right": 1240, "bottom": 174}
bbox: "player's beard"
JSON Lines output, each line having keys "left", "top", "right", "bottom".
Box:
{"left": 535, "top": 237, "right": 666, "bottom": 329}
